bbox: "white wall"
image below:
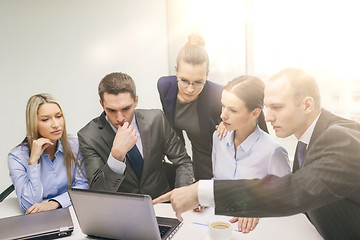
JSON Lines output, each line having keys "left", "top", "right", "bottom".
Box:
{"left": 0, "top": 0, "right": 169, "bottom": 192}
{"left": 166, "top": 0, "right": 246, "bottom": 82}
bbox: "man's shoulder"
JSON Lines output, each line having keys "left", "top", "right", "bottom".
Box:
{"left": 323, "top": 110, "right": 360, "bottom": 134}
{"left": 78, "top": 113, "right": 104, "bottom": 136}
{"left": 136, "top": 109, "right": 164, "bottom": 118}
{"left": 135, "top": 109, "right": 168, "bottom": 131}
{"left": 313, "top": 112, "right": 360, "bottom": 149}
{"left": 327, "top": 120, "right": 360, "bottom": 138}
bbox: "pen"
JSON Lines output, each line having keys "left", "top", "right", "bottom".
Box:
{"left": 192, "top": 222, "right": 208, "bottom": 227}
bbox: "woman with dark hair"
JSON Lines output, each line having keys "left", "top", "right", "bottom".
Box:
{"left": 212, "top": 76, "right": 290, "bottom": 233}
{"left": 8, "top": 93, "right": 88, "bottom": 214}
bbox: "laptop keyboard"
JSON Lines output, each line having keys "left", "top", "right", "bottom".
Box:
{"left": 159, "top": 225, "right": 171, "bottom": 237}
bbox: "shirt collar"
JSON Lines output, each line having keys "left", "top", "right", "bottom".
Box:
{"left": 226, "top": 125, "right": 262, "bottom": 153}
{"left": 56, "top": 140, "right": 63, "bottom": 153}
{"left": 41, "top": 140, "right": 63, "bottom": 158}
{"left": 298, "top": 111, "right": 321, "bottom": 145}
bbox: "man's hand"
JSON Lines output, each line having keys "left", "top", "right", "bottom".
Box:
{"left": 153, "top": 182, "right": 199, "bottom": 221}
{"left": 229, "top": 217, "right": 259, "bottom": 233}
{"left": 111, "top": 122, "right": 137, "bottom": 161}
{"left": 26, "top": 201, "right": 60, "bottom": 214}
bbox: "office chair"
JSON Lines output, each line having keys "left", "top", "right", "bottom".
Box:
{"left": 0, "top": 184, "right": 14, "bottom": 202}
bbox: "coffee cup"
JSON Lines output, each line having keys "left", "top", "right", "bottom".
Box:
{"left": 208, "top": 221, "right": 232, "bottom": 240}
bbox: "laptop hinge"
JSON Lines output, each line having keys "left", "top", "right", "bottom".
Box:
{"left": 59, "top": 227, "right": 71, "bottom": 232}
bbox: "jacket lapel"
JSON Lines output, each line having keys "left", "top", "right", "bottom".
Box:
{"left": 197, "top": 81, "right": 212, "bottom": 142}
{"left": 163, "top": 77, "right": 178, "bottom": 128}
{"left": 293, "top": 109, "right": 333, "bottom": 172}
{"left": 134, "top": 110, "right": 150, "bottom": 183}
{"left": 307, "top": 109, "right": 333, "bottom": 150}
{"left": 98, "top": 112, "right": 116, "bottom": 150}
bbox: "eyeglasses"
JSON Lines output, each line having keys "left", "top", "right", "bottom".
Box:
{"left": 177, "top": 79, "right": 205, "bottom": 89}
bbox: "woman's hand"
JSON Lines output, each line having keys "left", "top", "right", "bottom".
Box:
{"left": 25, "top": 201, "right": 60, "bottom": 214}
{"left": 28, "top": 138, "right": 54, "bottom": 165}
{"left": 215, "top": 121, "right": 228, "bottom": 139}
{"left": 229, "top": 217, "right": 259, "bottom": 233}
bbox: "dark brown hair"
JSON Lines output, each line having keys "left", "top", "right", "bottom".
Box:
{"left": 98, "top": 72, "right": 136, "bottom": 101}
{"left": 224, "top": 75, "right": 268, "bottom": 133}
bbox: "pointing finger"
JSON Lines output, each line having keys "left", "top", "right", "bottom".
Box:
{"left": 176, "top": 212, "right": 183, "bottom": 222}
{"left": 152, "top": 191, "right": 171, "bottom": 205}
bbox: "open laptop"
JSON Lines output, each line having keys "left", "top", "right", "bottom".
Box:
{"left": 68, "top": 188, "right": 182, "bottom": 240}
{"left": 0, "top": 207, "right": 73, "bottom": 240}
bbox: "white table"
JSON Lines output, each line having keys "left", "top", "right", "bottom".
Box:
{"left": 0, "top": 193, "right": 323, "bottom": 239}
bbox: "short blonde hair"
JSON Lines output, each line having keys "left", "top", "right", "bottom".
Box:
{"left": 176, "top": 33, "right": 209, "bottom": 72}
{"left": 268, "top": 68, "right": 321, "bottom": 110}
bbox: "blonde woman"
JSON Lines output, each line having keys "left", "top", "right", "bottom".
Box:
{"left": 8, "top": 93, "right": 88, "bottom": 214}
{"left": 158, "top": 33, "right": 223, "bottom": 181}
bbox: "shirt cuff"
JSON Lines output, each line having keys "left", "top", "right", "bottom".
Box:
{"left": 107, "top": 153, "right": 126, "bottom": 174}
{"left": 198, "top": 180, "right": 215, "bottom": 207}
{"left": 49, "top": 192, "right": 69, "bottom": 208}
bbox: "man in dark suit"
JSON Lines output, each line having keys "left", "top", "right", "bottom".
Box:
{"left": 78, "top": 72, "right": 193, "bottom": 199}
{"left": 154, "top": 68, "right": 360, "bottom": 239}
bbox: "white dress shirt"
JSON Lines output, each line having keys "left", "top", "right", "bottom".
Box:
{"left": 298, "top": 112, "right": 321, "bottom": 145}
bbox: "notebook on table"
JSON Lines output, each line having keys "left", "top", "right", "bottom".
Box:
{"left": 0, "top": 207, "right": 73, "bottom": 240}
{"left": 68, "top": 188, "right": 182, "bottom": 240}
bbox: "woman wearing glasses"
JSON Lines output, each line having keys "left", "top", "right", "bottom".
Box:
{"left": 212, "top": 76, "right": 290, "bottom": 233}
{"left": 8, "top": 94, "right": 88, "bottom": 214}
{"left": 157, "top": 33, "right": 223, "bottom": 181}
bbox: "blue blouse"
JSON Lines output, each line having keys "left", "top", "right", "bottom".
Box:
{"left": 8, "top": 136, "right": 88, "bottom": 211}
{"left": 212, "top": 126, "right": 291, "bottom": 180}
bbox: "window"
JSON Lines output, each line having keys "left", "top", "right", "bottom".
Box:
{"left": 167, "top": 0, "right": 360, "bottom": 159}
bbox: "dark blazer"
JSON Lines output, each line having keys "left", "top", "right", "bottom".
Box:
{"left": 157, "top": 76, "right": 223, "bottom": 179}
{"left": 213, "top": 109, "right": 360, "bottom": 240}
{"left": 77, "top": 109, "right": 194, "bottom": 199}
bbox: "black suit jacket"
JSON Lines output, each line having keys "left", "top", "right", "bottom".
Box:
{"left": 213, "top": 109, "right": 360, "bottom": 240}
{"left": 157, "top": 75, "right": 223, "bottom": 179}
{"left": 77, "top": 109, "right": 194, "bottom": 199}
